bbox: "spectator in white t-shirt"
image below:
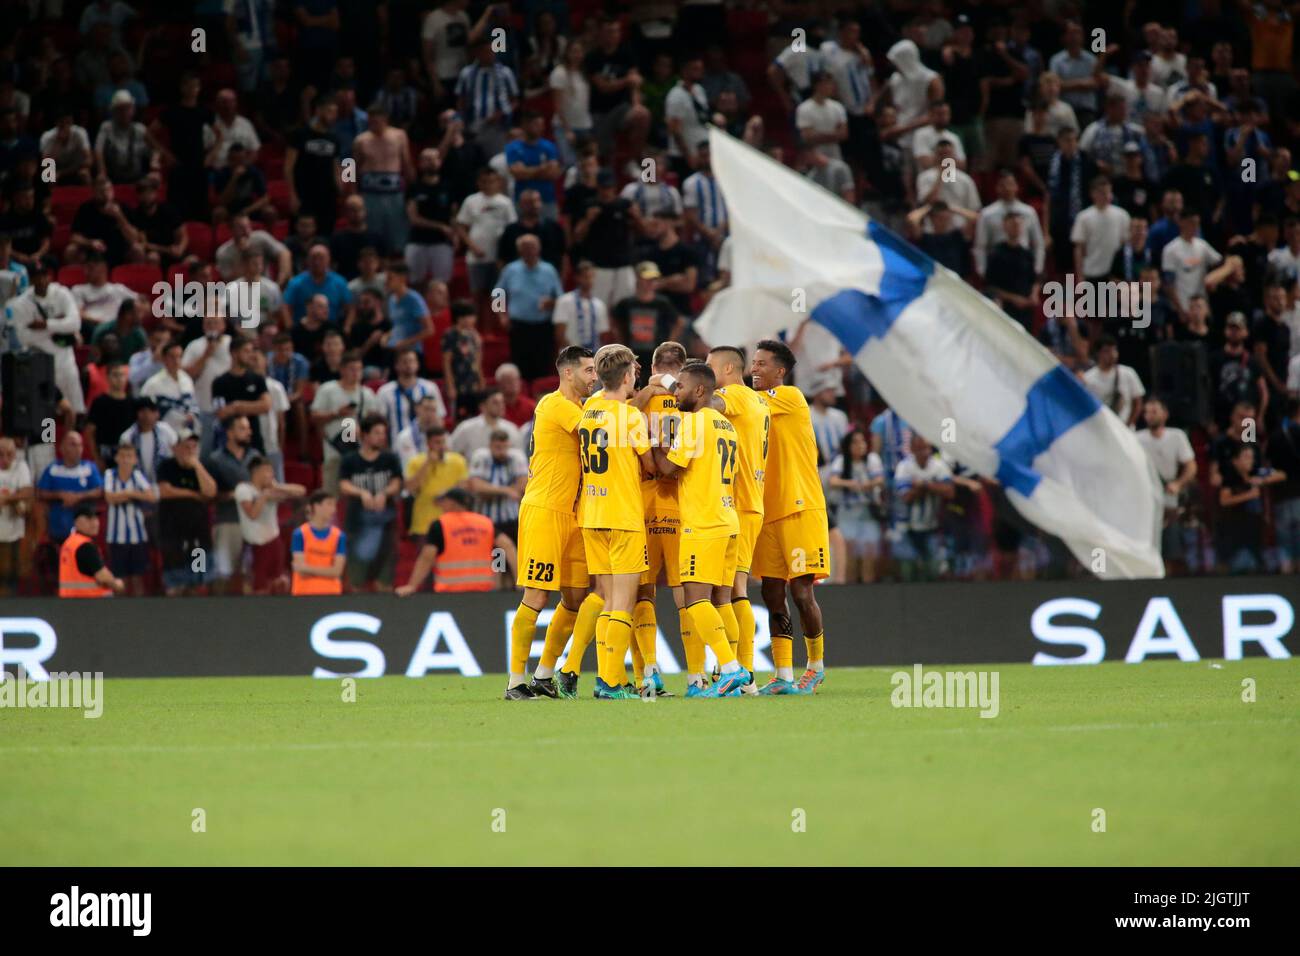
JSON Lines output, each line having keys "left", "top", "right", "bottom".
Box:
{"left": 142, "top": 340, "right": 199, "bottom": 433}
{"left": 1160, "top": 210, "right": 1230, "bottom": 316}
{"left": 1071, "top": 176, "right": 1131, "bottom": 280}
{"left": 0, "top": 436, "right": 33, "bottom": 596}
{"left": 552, "top": 260, "right": 610, "bottom": 352}
{"left": 1135, "top": 395, "right": 1197, "bottom": 564}
{"left": 71, "top": 252, "right": 135, "bottom": 328}
{"left": 234, "top": 455, "right": 306, "bottom": 594}
{"left": 795, "top": 71, "right": 848, "bottom": 162}
{"left": 893, "top": 436, "right": 954, "bottom": 582}
{"left": 180, "top": 312, "right": 233, "bottom": 449}
{"left": 1083, "top": 336, "right": 1145, "bottom": 426}
{"left": 912, "top": 101, "right": 966, "bottom": 170}
{"left": 915, "top": 136, "right": 981, "bottom": 213}
{"left": 665, "top": 54, "right": 710, "bottom": 176}
{"left": 449, "top": 389, "right": 522, "bottom": 460}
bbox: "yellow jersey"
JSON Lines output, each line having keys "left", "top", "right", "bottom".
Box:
{"left": 716, "top": 382, "right": 769, "bottom": 517}
{"left": 406, "top": 451, "right": 470, "bottom": 535}
{"left": 520, "top": 390, "right": 584, "bottom": 514}
{"left": 641, "top": 391, "right": 680, "bottom": 515}
{"left": 668, "top": 407, "right": 740, "bottom": 539}
{"left": 762, "top": 385, "right": 826, "bottom": 521}
{"left": 579, "top": 394, "right": 651, "bottom": 531}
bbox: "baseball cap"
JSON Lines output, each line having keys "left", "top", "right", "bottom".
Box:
{"left": 636, "top": 261, "right": 662, "bottom": 280}
{"left": 954, "top": 13, "right": 973, "bottom": 28}
{"left": 438, "top": 487, "right": 473, "bottom": 508}
{"left": 1134, "top": 50, "right": 1153, "bottom": 64}
{"left": 1226, "top": 311, "right": 1248, "bottom": 329}
{"left": 596, "top": 168, "right": 616, "bottom": 187}
{"left": 175, "top": 427, "right": 200, "bottom": 443}
{"left": 1122, "top": 141, "right": 1142, "bottom": 155}
{"left": 110, "top": 89, "right": 135, "bottom": 108}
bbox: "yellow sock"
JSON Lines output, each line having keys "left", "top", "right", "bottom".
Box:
{"left": 562, "top": 592, "right": 604, "bottom": 676}
{"left": 680, "top": 606, "right": 705, "bottom": 675}
{"left": 601, "top": 611, "right": 634, "bottom": 687}
{"left": 631, "top": 636, "right": 644, "bottom": 684}
{"left": 771, "top": 632, "right": 795, "bottom": 680}
{"left": 733, "top": 597, "right": 755, "bottom": 672}
{"left": 686, "top": 600, "right": 735, "bottom": 668}
{"left": 633, "top": 599, "right": 657, "bottom": 669}
{"left": 717, "top": 601, "right": 739, "bottom": 659}
{"left": 538, "top": 602, "right": 578, "bottom": 674}
{"left": 509, "top": 602, "right": 541, "bottom": 681}
{"left": 593, "top": 612, "right": 611, "bottom": 681}
{"left": 805, "top": 631, "right": 824, "bottom": 670}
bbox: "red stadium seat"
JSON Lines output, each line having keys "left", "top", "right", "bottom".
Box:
{"left": 214, "top": 223, "right": 233, "bottom": 248}
{"left": 111, "top": 263, "right": 163, "bottom": 295}
{"left": 284, "top": 461, "right": 314, "bottom": 489}
{"left": 113, "top": 184, "right": 137, "bottom": 207}
{"left": 51, "top": 186, "right": 92, "bottom": 225}
{"left": 529, "top": 375, "right": 559, "bottom": 397}
{"left": 184, "top": 222, "right": 214, "bottom": 261}
{"left": 260, "top": 153, "right": 285, "bottom": 181}
{"left": 267, "top": 180, "right": 292, "bottom": 217}
{"left": 51, "top": 224, "right": 71, "bottom": 256}
{"left": 270, "top": 218, "right": 290, "bottom": 240}
{"left": 57, "top": 264, "right": 85, "bottom": 287}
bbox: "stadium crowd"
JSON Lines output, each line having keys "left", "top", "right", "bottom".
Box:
{"left": 2, "top": 0, "right": 1300, "bottom": 597}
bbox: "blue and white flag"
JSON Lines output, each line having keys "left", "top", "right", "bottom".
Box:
{"left": 695, "top": 128, "right": 1164, "bottom": 578}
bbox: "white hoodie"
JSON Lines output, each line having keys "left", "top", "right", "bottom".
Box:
{"left": 886, "top": 40, "right": 938, "bottom": 148}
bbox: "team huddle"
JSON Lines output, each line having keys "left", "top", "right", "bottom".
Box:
{"left": 506, "top": 338, "right": 831, "bottom": 700}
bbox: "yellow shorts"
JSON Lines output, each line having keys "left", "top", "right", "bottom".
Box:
{"left": 583, "top": 527, "right": 648, "bottom": 576}
{"left": 641, "top": 513, "right": 681, "bottom": 586}
{"left": 752, "top": 509, "right": 831, "bottom": 581}
{"left": 516, "top": 504, "right": 589, "bottom": 590}
{"left": 736, "top": 511, "right": 764, "bottom": 575}
{"left": 679, "top": 533, "right": 738, "bottom": 587}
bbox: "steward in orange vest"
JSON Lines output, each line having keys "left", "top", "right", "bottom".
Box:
{"left": 58, "top": 505, "right": 123, "bottom": 598}
{"left": 394, "top": 487, "right": 497, "bottom": 595}
{"left": 291, "top": 491, "right": 345, "bottom": 595}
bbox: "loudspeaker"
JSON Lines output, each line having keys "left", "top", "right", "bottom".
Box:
{"left": 1149, "top": 342, "right": 1211, "bottom": 430}
{"left": 1, "top": 350, "right": 57, "bottom": 437}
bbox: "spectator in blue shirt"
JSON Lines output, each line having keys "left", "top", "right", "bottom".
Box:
{"left": 283, "top": 243, "right": 353, "bottom": 324}
{"left": 1145, "top": 189, "right": 1185, "bottom": 264}
{"left": 37, "top": 432, "right": 104, "bottom": 543}
{"left": 504, "top": 111, "right": 562, "bottom": 218}
{"left": 385, "top": 263, "right": 433, "bottom": 359}
{"left": 498, "top": 233, "right": 562, "bottom": 380}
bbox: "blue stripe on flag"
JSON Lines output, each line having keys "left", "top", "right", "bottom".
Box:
{"left": 993, "top": 365, "right": 1101, "bottom": 497}
{"left": 811, "top": 222, "right": 933, "bottom": 354}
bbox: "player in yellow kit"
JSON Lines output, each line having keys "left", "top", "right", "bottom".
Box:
{"left": 634, "top": 341, "right": 688, "bottom": 697}
{"left": 652, "top": 361, "right": 751, "bottom": 697}
{"left": 504, "top": 346, "right": 598, "bottom": 700}
{"left": 580, "top": 345, "right": 656, "bottom": 699}
{"left": 706, "top": 345, "right": 770, "bottom": 694}
{"left": 749, "top": 339, "right": 830, "bottom": 695}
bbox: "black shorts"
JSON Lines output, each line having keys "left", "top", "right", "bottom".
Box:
{"left": 108, "top": 542, "right": 152, "bottom": 576}
{"left": 495, "top": 519, "right": 518, "bottom": 544}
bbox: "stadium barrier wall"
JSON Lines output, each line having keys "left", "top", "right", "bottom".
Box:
{"left": 1, "top": 576, "right": 1293, "bottom": 680}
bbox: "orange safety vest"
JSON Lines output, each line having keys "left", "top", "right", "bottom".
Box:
{"left": 433, "top": 510, "right": 496, "bottom": 592}
{"left": 291, "top": 523, "right": 344, "bottom": 595}
{"left": 58, "top": 532, "right": 111, "bottom": 598}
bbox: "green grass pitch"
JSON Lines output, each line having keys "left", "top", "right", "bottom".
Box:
{"left": 3, "top": 660, "right": 1297, "bottom": 866}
